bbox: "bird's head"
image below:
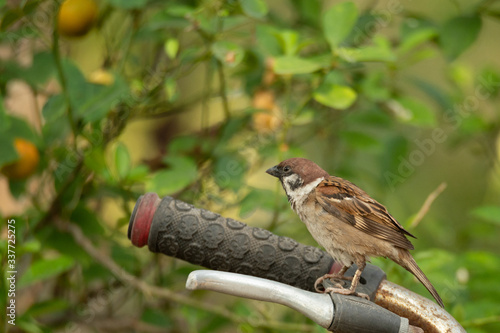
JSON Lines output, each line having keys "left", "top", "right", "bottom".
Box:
{"left": 266, "top": 158, "right": 329, "bottom": 194}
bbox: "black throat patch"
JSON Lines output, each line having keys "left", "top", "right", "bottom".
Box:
{"left": 284, "top": 175, "right": 303, "bottom": 191}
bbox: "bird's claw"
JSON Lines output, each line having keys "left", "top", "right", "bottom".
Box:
{"left": 314, "top": 273, "right": 352, "bottom": 292}
{"left": 356, "top": 292, "right": 370, "bottom": 301}
{"left": 323, "top": 287, "right": 371, "bottom": 301}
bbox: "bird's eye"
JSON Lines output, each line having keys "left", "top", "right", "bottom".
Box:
{"left": 283, "top": 166, "right": 291, "bottom": 173}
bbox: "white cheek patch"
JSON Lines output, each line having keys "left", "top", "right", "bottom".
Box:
{"left": 284, "top": 176, "right": 324, "bottom": 206}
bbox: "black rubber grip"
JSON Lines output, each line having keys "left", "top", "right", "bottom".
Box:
{"left": 146, "top": 196, "right": 334, "bottom": 292}
{"left": 328, "top": 293, "right": 405, "bottom": 333}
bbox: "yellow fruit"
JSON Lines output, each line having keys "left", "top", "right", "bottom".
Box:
{"left": 88, "top": 69, "right": 114, "bottom": 85}
{"left": 58, "top": 0, "right": 98, "bottom": 37}
{"left": 1, "top": 138, "right": 40, "bottom": 180}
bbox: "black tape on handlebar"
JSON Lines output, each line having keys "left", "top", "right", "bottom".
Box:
{"left": 329, "top": 293, "right": 403, "bottom": 333}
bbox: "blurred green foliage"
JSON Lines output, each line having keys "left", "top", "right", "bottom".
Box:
{"left": 1, "top": 0, "right": 500, "bottom": 332}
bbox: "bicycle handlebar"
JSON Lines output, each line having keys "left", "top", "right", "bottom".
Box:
{"left": 128, "top": 193, "right": 466, "bottom": 333}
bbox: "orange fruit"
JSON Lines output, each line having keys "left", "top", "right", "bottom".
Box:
{"left": 1, "top": 138, "right": 40, "bottom": 180}
{"left": 58, "top": 0, "right": 98, "bottom": 37}
{"left": 252, "top": 112, "right": 280, "bottom": 133}
{"left": 252, "top": 90, "right": 275, "bottom": 111}
{"left": 279, "top": 143, "right": 289, "bottom": 152}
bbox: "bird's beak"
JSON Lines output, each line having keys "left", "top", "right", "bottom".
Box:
{"left": 266, "top": 165, "right": 280, "bottom": 178}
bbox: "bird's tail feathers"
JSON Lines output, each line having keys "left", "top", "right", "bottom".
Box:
{"left": 397, "top": 249, "right": 444, "bottom": 308}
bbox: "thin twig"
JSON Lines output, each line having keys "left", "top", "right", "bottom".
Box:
{"left": 410, "top": 182, "right": 447, "bottom": 228}
{"left": 59, "top": 221, "right": 315, "bottom": 332}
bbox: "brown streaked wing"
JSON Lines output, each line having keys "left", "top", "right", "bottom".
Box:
{"left": 316, "top": 176, "right": 415, "bottom": 250}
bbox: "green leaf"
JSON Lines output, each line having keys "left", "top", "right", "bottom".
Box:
{"left": 398, "top": 28, "right": 437, "bottom": 54}
{"left": 406, "top": 48, "right": 437, "bottom": 65}
{"left": 127, "top": 164, "right": 149, "bottom": 182}
{"left": 323, "top": 71, "right": 346, "bottom": 85}
{"left": 471, "top": 206, "right": 500, "bottom": 225}
{"left": 8, "top": 179, "right": 27, "bottom": 199}
{"left": 448, "top": 63, "right": 474, "bottom": 89}
{"left": 400, "top": 17, "right": 435, "bottom": 40}
{"left": 169, "top": 136, "right": 199, "bottom": 154}
{"left": 84, "top": 147, "right": 110, "bottom": 180}
{"left": 411, "top": 78, "right": 453, "bottom": 110}
{"left": 114, "top": 143, "right": 131, "bottom": 180}
{"left": 360, "top": 71, "right": 390, "bottom": 102}
{"left": 24, "top": 299, "right": 69, "bottom": 317}
{"left": 313, "top": 83, "right": 357, "bottom": 109}
{"left": 478, "top": 67, "right": 500, "bottom": 97}
{"left": 239, "top": 0, "right": 268, "bottom": 19}
{"left": 0, "top": 96, "right": 10, "bottom": 130}
{"left": 344, "top": 108, "right": 391, "bottom": 127}
{"left": 274, "top": 30, "right": 299, "bottom": 56}
{"left": 41, "top": 94, "right": 66, "bottom": 123}
{"left": 18, "top": 52, "right": 55, "bottom": 86}
{"left": 43, "top": 228, "right": 91, "bottom": 267}
{"left": 291, "top": 0, "right": 321, "bottom": 28}
{"left": 19, "top": 239, "right": 41, "bottom": 254}
{"left": 256, "top": 24, "right": 281, "bottom": 56}
{"left": 111, "top": 243, "right": 138, "bottom": 273}
{"left": 211, "top": 40, "right": 245, "bottom": 68}
{"left": 0, "top": 132, "right": 17, "bottom": 167}
{"left": 291, "top": 109, "right": 315, "bottom": 126}
{"left": 80, "top": 75, "right": 129, "bottom": 123}
{"left": 165, "top": 4, "right": 195, "bottom": 17}
{"left": 218, "top": 116, "right": 248, "bottom": 147}
{"left": 71, "top": 204, "right": 105, "bottom": 237}
{"left": 164, "top": 77, "right": 179, "bottom": 102}
{"left": 146, "top": 156, "right": 198, "bottom": 195}
{"left": 164, "top": 38, "right": 179, "bottom": 59}
{"left": 343, "top": 13, "right": 379, "bottom": 45}
{"left": 439, "top": 15, "right": 482, "bottom": 61}
{"left": 338, "top": 45, "right": 395, "bottom": 63}
{"left": 273, "top": 56, "right": 323, "bottom": 74}
{"left": 15, "top": 318, "right": 43, "bottom": 333}
{"left": 392, "top": 97, "right": 436, "bottom": 126}
{"left": 1, "top": 8, "right": 24, "bottom": 31}
{"left": 322, "top": 2, "right": 358, "bottom": 49}
{"left": 30, "top": 52, "right": 56, "bottom": 84}
{"left": 18, "top": 256, "right": 75, "bottom": 288}
{"left": 60, "top": 60, "right": 128, "bottom": 123}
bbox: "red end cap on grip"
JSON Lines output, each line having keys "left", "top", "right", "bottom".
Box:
{"left": 128, "top": 192, "right": 160, "bottom": 247}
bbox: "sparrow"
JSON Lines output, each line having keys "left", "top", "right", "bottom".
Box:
{"left": 266, "top": 157, "right": 444, "bottom": 307}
